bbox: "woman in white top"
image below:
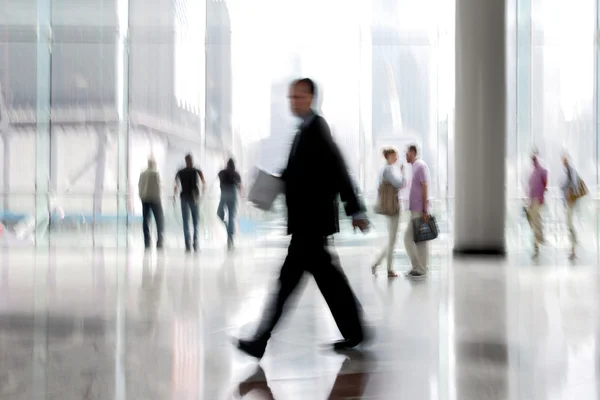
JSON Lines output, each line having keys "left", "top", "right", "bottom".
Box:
{"left": 372, "top": 147, "right": 405, "bottom": 278}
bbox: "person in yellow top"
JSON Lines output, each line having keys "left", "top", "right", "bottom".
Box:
{"left": 138, "top": 158, "right": 164, "bottom": 249}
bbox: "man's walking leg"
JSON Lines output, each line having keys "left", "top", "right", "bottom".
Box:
{"left": 238, "top": 236, "right": 305, "bottom": 358}
{"left": 142, "top": 202, "right": 151, "bottom": 248}
{"left": 415, "top": 240, "right": 430, "bottom": 275}
{"left": 404, "top": 214, "right": 420, "bottom": 271}
{"left": 181, "top": 199, "right": 191, "bottom": 251}
{"left": 227, "top": 195, "right": 237, "bottom": 246}
{"left": 531, "top": 201, "right": 544, "bottom": 254}
{"left": 153, "top": 202, "right": 165, "bottom": 248}
{"left": 310, "top": 240, "right": 364, "bottom": 349}
{"left": 217, "top": 198, "right": 225, "bottom": 223}
{"left": 191, "top": 200, "right": 200, "bottom": 251}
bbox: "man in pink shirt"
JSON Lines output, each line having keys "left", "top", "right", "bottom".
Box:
{"left": 403, "top": 145, "right": 431, "bottom": 279}
{"left": 528, "top": 152, "right": 548, "bottom": 258}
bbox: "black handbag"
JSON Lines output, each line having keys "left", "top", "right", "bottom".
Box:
{"left": 412, "top": 215, "right": 439, "bottom": 243}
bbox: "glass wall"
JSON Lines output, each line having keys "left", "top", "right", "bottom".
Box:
{"left": 507, "top": 0, "right": 598, "bottom": 252}
{"left": 2, "top": 0, "right": 594, "bottom": 249}
{"left": 0, "top": 0, "right": 455, "bottom": 248}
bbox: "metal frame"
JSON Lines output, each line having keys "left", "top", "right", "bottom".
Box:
{"left": 596, "top": 0, "right": 600, "bottom": 189}
{"left": 35, "top": 0, "right": 52, "bottom": 247}
{"left": 516, "top": 0, "right": 532, "bottom": 194}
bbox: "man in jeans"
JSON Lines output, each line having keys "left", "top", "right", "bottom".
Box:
{"left": 403, "top": 145, "right": 430, "bottom": 280}
{"left": 174, "top": 154, "right": 206, "bottom": 252}
{"left": 139, "top": 158, "right": 164, "bottom": 249}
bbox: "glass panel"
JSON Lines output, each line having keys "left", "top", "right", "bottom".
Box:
{"left": 222, "top": 0, "right": 453, "bottom": 248}
{"left": 35, "top": 0, "right": 52, "bottom": 247}
{"left": 0, "top": 1, "right": 39, "bottom": 246}
{"left": 369, "top": 0, "right": 451, "bottom": 248}
{"left": 116, "top": 0, "right": 129, "bottom": 246}
{"left": 529, "top": 0, "right": 596, "bottom": 251}
{"left": 128, "top": 0, "right": 205, "bottom": 249}
{"left": 49, "top": 0, "right": 120, "bottom": 247}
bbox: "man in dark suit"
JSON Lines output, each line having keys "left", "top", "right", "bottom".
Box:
{"left": 236, "top": 78, "right": 370, "bottom": 359}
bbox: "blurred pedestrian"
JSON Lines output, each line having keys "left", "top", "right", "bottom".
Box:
{"left": 139, "top": 158, "right": 164, "bottom": 249}
{"left": 372, "top": 147, "right": 405, "bottom": 278}
{"left": 218, "top": 158, "right": 242, "bottom": 250}
{"left": 174, "top": 154, "right": 206, "bottom": 252}
{"left": 527, "top": 152, "right": 548, "bottom": 258}
{"left": 236, "top": 78, "right": 370, "bottom": 359}
{"left": 561, "top": 153, "right": 586, "bottom": 259}
{"left": 403, "top": 145, "right": 431, "bottom": 279}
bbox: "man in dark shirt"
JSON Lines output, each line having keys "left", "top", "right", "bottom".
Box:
{"left": 174, "top": 154, "right": 206, "bottom": 252}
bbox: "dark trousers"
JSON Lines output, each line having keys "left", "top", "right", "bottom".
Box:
{"left": 254, "top": 234, "right": 364, "bottom": 343}
{"left": 142, "top": 201, "right": 164, "bottom": 247}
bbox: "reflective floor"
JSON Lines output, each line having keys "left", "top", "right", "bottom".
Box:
{"left": 0, "top": 241, "right": 598, "bottom": 399}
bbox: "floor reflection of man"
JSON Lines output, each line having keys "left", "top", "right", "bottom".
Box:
{"left": 235, "top": 351, "right": 372, "bottom": 399}
{"left": 139, "top": 254, "right": 165, "bottom": 336}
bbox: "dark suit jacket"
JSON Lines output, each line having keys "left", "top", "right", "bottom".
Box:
{"left": 281, "top": 114, "right": 364, "bottom": 237}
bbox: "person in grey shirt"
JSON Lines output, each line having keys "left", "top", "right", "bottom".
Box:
{"left": 138, "top": 158, "right": 164, "bottom": 249}
{"left": 371, "top": 147, "right": 405, "bottom": 277}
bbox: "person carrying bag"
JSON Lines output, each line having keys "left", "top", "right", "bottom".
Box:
{"left": 562, "top": 154, "right": 587, "bottom": 259}
{"left": 371, "top": 147, "right": 405, "bottom": 278}
{"left": 403, "top": 145, "right": 433, "bottom": 280}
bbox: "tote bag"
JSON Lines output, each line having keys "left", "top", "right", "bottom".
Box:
{"left": 374, "top": 181, "right": 400, "bottom": 216}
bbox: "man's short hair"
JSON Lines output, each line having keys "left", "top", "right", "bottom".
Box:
{"left": 292, "top": 78, "right": 317, "bottom": 97}
{"left": 408, "top": 145, "right": 418, "bottom": 154}
{"left": 185, "top": 154, "right": 193, "bottom": 163}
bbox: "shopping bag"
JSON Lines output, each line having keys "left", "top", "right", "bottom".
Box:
{"left": 412, "top": 215, "right": 439, "bottom": 243}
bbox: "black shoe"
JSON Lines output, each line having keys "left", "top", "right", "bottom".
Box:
{"left": 185, "top": 246, "right": 191, "bottom": 253}
{"left": 332, "top": 338, "right": 363, "bottom": 351}
{"left": 156, "top": 243, "right": 164, "bottom": 250}
{"left": 236, "top": 339, "right": 267, "bottom": 359}
{"left": 193, "top": 243, "right": 199, "bottom": 252}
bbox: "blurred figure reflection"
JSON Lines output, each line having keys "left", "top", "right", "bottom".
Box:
{"left": 217, "top": 158, "right": 242, "bottom": 250}
{"left": 236, "top": 351, "right": 371, "bottom": 399}
{"left": 561, "top": 153, "right": 586, "bottom": 260}
{"left": 235, "top": 78, "right": 370, "bottom": 359}
{"left": 139, "top": 254, "right": 165, "bottom": 335}
{"left": 527, "top": 151, "right": 548, "bottom": 259}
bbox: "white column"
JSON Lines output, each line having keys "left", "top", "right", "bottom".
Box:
{"left": 454, "top": 0, "right": 506, "bottom": 254}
